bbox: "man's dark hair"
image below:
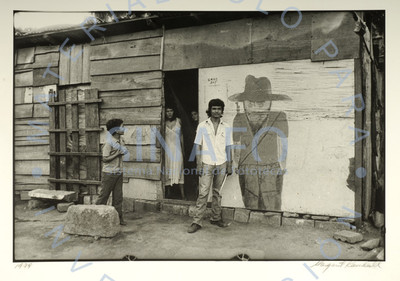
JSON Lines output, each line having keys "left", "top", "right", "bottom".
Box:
{"left": 206, "top": 99, "right": 225, "bottom": 117}
{"left": 106, "top": 118, "right": 123, "bottom": 135}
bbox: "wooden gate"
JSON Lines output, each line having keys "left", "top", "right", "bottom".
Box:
{"left": 48, "top": 88, "right": 102, "bottom": 201}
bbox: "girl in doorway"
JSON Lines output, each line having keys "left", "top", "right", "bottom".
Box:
{"left": 165, "top": 106, "right": 186, "bottom": 200}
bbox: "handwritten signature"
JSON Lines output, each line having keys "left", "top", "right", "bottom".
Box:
{"left": 311, "top": 261, "right": 382, "bottom": 273}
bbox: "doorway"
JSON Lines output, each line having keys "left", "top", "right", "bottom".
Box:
{"left": 164, "top": 69, "right": 199, "bottom": 201}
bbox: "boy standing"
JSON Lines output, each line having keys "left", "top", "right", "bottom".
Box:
{"left": 95, "top": 118, "right": 127, "bottom": 225}
{"left": 187, "top": 99, "right": 233, "bottom": 233}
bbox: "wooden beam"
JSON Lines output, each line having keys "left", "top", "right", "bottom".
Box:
{"left": 91, "top": 29, "right": 162, "bottom": 45}
{"left": 90, "top": 55, "right": 160, "bottom": 75}
{"left": 90, "top": 37, "right": 161, "bottom": 60}
{"left": 91, "top": 71, "right": 162, "bottom": 91}
{"left": 99, "top": 107, "right": 162, "bottom": 125}
{"left": 99, "top": 89, "right": 162, "bottom": 108}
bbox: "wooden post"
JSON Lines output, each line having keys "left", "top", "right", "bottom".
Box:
{"left": 361, "top": 25, "right": 373, "bottom": 220}
{"left": 49, "top": 89, "right": 59, "bottom": 190}
{"left": 58, "top": 89, "right": 67, "bottom": 190}
{"left": 85, "top": 89, "right": 101, "bottom": 197}
{"left": 71, "top": 90, "right": 80, "bottom": 196}
{"left": 354, "top": 58, "right": 363, "bottom": 227}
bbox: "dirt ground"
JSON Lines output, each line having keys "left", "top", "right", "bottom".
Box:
{"left": 14, "top": 200, "right": 382, "bottom": 261}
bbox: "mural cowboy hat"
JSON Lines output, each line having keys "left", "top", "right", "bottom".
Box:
{"left": 228, "top": 75, "right": 292, "bottom": 102}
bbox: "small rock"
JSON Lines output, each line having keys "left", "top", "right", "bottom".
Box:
{"left": 376, "top": 249, "right": 384, "bottom": 260}
{"left": 94, "top": 236, "right": 100, "bottom": 241}
{"left": 333, "top": 230, "right": 363, "bottom": 244}
{"left": 373, "top": 211, "right": 384, "bottom": 228}
{"left": 28, "top": 199, "right": 50, "bottom": 210}
{"left": 234, "top": 209, "right": 250, "bottom": 223}
{"left": 303, "top": 214, "right": 311, "bottom": 219}
{"left": 330, "top": 217, "right": 337, "bottom": 222}
{"left": 311, "top": 215, "right": 330, "bottom": 221}
{"left": 283, "top": 212, "right": 299, "bottom": 218}
{"left": 363, "top": 247, "right": 383, "bottom": 260}
{"left": 57, "top": 202, "right": 74, "bottom": 212}
{"left": 360, "top": 238, "right": 380, "bottom": 251}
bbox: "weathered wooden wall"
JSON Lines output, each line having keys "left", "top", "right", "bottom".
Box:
{"left": 163, "top": 12, "right": 359, "bottom": 70}
{"left": 91, "top": 29, "right": 164, "bottom": 200}
{"left": 14, "top": 46, "right": 59, "bottom": 200}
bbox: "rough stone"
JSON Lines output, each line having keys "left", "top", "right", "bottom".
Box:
{"left": 282, "top": 217, "right": 314, "bottom": 228}
{"left": 27, "top": 199, "right": 51, "bottom": 210}
{"left": 333, "top": 230, "right": 363, "bottom": 244}
{"left": 329, "top": 217, "right": 337, "bottom": 222}
{"left": 311, "top": 215, "right": 330, "bottom": 221}
{"left": 303, "top": 214, "right": 311, "bottom": 219}
{"left": 143, "top": 201, "right": 161, "bottom": 212}
{"left": 283, "top": 212, "right": 299, "bottom": 218}
{"left": 363, "top": 247, "right": 383, "bottom": 260}
{"left": 161, "top": 203, "right": 187, "bottom": 216}
{"left": 376, "top": 249, "right": 384, "bottom": 260}
{"left": 122, "top": 198, "right": 134, "bottom": 212}
{"left": 28, "top": 189, "right": 77, "bottom": 202}
{"left": 221, "top": 208, "right": 235, "bottom": 221}
{"left": 188, "top": 205, "right": 196, "bottom": 217}
{"left": 249, "top": 212, "right": 281, "bottom": 226}
{"left": 360, "top": 238, "right": 381, "bottom": 251}
{"left": 234, "top": 209, "right": 250, "bottom": 223}
{"left": 315, "top": 221, "right": 350, "bottom": 231}
{"left": 64, "top": 205, "right": 120, "bottom": 238}
{"left": 134, "top": 200, "right": 145, "bottom": 212}
{"left": 57, "top": 202, "right": 74, "bottom": 212}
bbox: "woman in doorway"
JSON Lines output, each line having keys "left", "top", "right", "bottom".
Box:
{"left": 165, "top": 105, "right": 186, "bottom": 200}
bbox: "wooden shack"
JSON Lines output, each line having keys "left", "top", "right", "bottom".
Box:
{"left": 14, "top": 11, "right": 384, "bottom": 224}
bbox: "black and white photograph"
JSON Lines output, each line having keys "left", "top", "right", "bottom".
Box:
{"left": 4, "top": 0, "right": 399, "bottom": 280}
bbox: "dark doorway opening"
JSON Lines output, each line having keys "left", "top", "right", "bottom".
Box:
{"left": 164, "top": 69, "right": 199, "bottom": 201}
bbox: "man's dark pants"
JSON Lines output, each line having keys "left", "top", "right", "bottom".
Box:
{"left": 96, "top": 172, "right": 123, "bottom": 219}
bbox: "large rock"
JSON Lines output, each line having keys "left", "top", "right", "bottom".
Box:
{"left": 333, "top": 230, "right": 363, "bottom": 244}
{"left": 360, "top": 238, "right": 381, "bottom": 251}
{"left": 64, "top": 205, "right": 120, "bottom": 238}
{"left": 28, "top": 189, "right": 77, "bottom": 202}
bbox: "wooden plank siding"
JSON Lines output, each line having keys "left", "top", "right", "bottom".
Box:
{"left": 163, "top": 12, "right": 359, "bottom": 71}
{"left": 99, "top": 89, "right": 162, "bottom": 108}
{"left": 164, "top": 18, "right": 252, "bottom": 70}
{"left": 91, "top": 33, "right": 164, "bottom": 195}
{"left": 311, "top": 12, "right": 360, "bottom": 61}
{"left": 90, "top": 37, "right": 161, "bottom": 60}
{"left": 251, "top": 13, "right": 311, "bottom": 64}
{"left": 91, "top": 71, "right": 162, "bottom": 91}
{"left": 99, "top": 107, "right": 162, "bottom": 125}
{"left": 91, "top": 29, "right": 163, "bottom": 45}
{"left": 14, "top": 46, "right": 55, "bottom": 198}
{"left": 90, "top": 56, "right": 160, "bottom": 76}
{"left": 59, "top": 43, "right": 91, "bottom": 85}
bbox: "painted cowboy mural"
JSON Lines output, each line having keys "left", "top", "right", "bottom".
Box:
{"left": 229, "top": 75, "right": 292, "bottom": 211}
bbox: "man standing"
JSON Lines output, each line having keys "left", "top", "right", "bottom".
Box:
{"left": 96, "top": 118, "right": 127, "bottom": 225}
{"left": 187, "top": 99, "right": 233, "bottom": 233}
